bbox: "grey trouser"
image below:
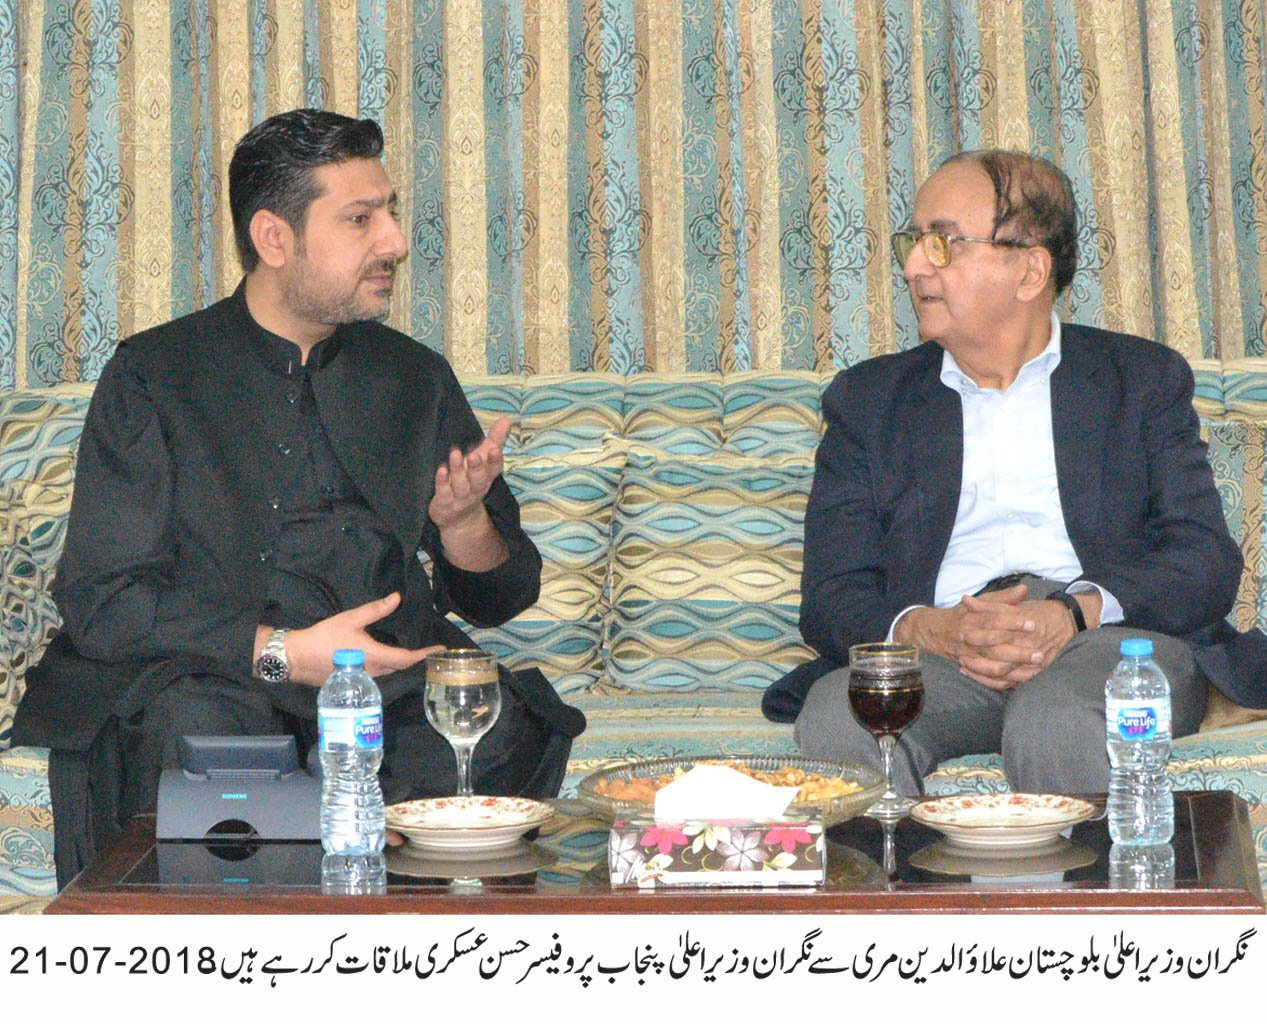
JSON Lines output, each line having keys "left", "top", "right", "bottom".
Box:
{"left": 794, "top": 586, "right": 1205, "bottom": 795}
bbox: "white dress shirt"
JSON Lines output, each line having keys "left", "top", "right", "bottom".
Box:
{"left": 889, "top": 313, "right": 1123, "bottom": 635}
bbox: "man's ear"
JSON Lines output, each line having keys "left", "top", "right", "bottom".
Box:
{"left": 248, "top": 209, "right": 295, "bottom": 270}
{"left": 1016, "top": 245, "right": 1053, "bottom": 303}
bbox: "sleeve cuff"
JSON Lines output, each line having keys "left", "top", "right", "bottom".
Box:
{"left": 1066, "top": 581, "right": 1124, "bottom": 625}
{"left": 887, "top": 605, "right": 925, "bottom": 641}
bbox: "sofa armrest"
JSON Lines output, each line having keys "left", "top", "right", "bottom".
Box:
{"left": 0, "top": 500, "right": 62, "bottom": 748}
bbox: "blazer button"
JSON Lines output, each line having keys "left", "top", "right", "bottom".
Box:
{"left": 259, "top": 547, "right": 273, "bottom": 562}
{"left": 277, "top": 442, "right": 292, "bottom": 456}
{"left": 286, "top": 389, "right": 299, "bottom": 404}
{"left": 269, "top": 496, "right": 282, "bottom": 511}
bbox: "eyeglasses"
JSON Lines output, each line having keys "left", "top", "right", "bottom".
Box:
{"left": 891, "top": 229, "right": 1031, "bottom": 269}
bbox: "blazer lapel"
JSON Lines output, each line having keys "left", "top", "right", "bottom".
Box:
{"left": 1051, "top": 326, "right": 1108, "bottom": 541}
{"left": 909, "top": 357, "right": 963, "bottom": 597}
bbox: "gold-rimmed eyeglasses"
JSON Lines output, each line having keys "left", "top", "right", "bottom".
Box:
{"left": 892, "top": 229, "right": 1032, "bottom": 269}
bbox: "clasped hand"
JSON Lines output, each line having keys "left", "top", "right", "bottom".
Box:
{"left": 896, "top": 584, "right": 1079, "bottom": 690}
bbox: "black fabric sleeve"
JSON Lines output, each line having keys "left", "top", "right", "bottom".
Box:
{"left": 421, "top": 365, "right": 541, "bottom": 628}
{"left": 51, "top": 349, "right": 259, "bottom": 676}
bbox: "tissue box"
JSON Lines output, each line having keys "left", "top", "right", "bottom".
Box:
{"left": 607, "top": 815, "right": 826, "bottom": 888}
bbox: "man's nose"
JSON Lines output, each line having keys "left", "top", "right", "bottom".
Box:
{"left": 902, "top": 237, "right": 932, "bottom": 283}
{"left": 377, "top": 212, "right": 408, "bottom": 261}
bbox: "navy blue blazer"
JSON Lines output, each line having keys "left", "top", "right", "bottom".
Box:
{"left": 764, "top": 323, "right": 1266, "bottom": 721}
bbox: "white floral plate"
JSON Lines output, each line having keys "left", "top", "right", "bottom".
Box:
{"left": 385, "top": 796, "right": 554, "bottom": 856}
{"left": 909, "top": 793, "right": 1097, "bottom": 850}
{"left": 909, "top": 838, "right": 1098, "bottom": 877}
{"left": 386, "top": 839, "right": 556, "bottom": 879}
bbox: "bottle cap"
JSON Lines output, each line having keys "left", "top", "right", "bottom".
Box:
{"left": 1119, "top": 638, "right": 1154, "bottom": 658}
{"left": 332, "top": 648, "right": 366, "bottom": 667}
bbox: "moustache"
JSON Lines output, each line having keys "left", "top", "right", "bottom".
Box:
{"left": 362, "top": 260, "right": 398, "bottom": 278}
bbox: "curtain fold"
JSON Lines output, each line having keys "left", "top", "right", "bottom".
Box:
{"left": 4, "top": 0, "right": 1267, "bottom": 387}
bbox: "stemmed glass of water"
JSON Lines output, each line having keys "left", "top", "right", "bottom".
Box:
{"left": 424, "top": 649, "right": 502, "bottom": 797}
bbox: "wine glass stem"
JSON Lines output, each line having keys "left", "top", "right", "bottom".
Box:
{"left": 878, "top": 734, "right": 898, "bottom": 799}
{"left": 453, "top": 742, "right": 475, "bottom": 797}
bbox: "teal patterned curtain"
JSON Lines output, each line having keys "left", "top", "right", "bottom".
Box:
{"left": 3, "top": 2, "right": 1267, "bottom": 387}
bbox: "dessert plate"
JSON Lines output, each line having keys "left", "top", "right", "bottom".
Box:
{"left": 909, "top": 837, "right": 1098, "bottom": 877}
{"left": 385, "top": 839, "right": 556, "bottom": 879}
{"left": 385, "top": 796, "right": 554, "bottom": 856}
{"left": 909, "top": 793, "right": 1097, "bottom": 850}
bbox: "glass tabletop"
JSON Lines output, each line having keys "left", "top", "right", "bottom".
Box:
{"left": 118, "top": 794, "right": 1201, "bottom": 894}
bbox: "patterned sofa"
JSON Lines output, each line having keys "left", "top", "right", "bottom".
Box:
{"left": 3, "top": 366, "right": 1267, "bottom": 910}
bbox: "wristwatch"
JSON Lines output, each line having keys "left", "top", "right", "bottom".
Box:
{"left": 1046, "top": 591, "right": 1087, "bottom": 632}
{"left": 254, "top": 628, "right": 291, "bottom": 684}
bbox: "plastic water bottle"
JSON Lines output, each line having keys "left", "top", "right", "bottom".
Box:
{"left": 1104, "top": 638, "right": 1174, "bottom": 845}
{"left": 318, "top": 648, "right": 386, "bottom": 892}
{"left": 1109, "top": 843, "right": 1176, "bottom": 890}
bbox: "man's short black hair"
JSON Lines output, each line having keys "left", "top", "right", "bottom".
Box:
{"left": 942, "top": 149, "right": 1079, "bottom": 295}
{"left": 228, "top": 108, "right": 385, "bottom": 272}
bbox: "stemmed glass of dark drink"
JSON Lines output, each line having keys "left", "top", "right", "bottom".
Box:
{"left": 847, "top": 643, "right": 924, "bottom": 821}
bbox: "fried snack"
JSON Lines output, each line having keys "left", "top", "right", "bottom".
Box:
{"left": 592, "top": 761, "right": 863, "bottom": 804}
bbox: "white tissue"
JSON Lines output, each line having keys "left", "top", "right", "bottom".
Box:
{"left": 652, "top": 764, "right": 800, "bottom": 822}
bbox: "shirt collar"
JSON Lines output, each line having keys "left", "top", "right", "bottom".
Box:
{"left": 232, "top": 279, "right": 343, "bottom": 377}
{"left": 940, "top": 311, "right": 1062, "bottom": 395}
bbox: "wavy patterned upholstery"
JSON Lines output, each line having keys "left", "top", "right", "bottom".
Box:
{"left": 622, "top": 373, "right": 724, "bottom": 455}
{"left": 3, "top": 374, "right": 1267, "bottom": 904}
{"left": 520, "top": 373, "right": 625, "bottom": 451}
{"left": 1203, "top": 418, "right": 1267, "bottom": 631}
{"left": 721, "top": 370, "right": 826, "bottom": 457}
{"left": 460, "top": 441, "right": 627, "bottom": 694}
{"left": 606, "top": 449, "right": 817, "bottom": 692}
{"left": 0, "top": 502, "right": 59, "bottom": 748}
{"left": 461, "top": 375, "right": 524, "bottom": 452}
{"left": 0, "top": 747, "right": 54, "bottom": 898}
{"left": 1223, "top": 360, "right": 1267, "bottom": 419}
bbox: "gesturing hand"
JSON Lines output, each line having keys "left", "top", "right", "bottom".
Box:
{"left": 284, "top": 592, "right": 444, "bottom": 687}
{"left": 429, "top": 416, "right": 511, "bottom": 530}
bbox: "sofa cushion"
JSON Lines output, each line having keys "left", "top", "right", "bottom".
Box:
{"left": 0, "top": 485, "right": 62, "bottom": 750}
{"left": 459, "top": 442, "right": 626, "bottom": 694}
{"left": 721, "top": 370, "right": 823, "bottom": 458}
{"left": 1202, "top": 418, "right": 1266, "bottom": 636}
{"left": 520, "top": 373, "right": 624, "bottom": 450}
{"left": 461, "top": 374, "right": 523, "bottom": 452}
{"left": 622, "top": 373, "right": 723, "bottom": 454}
{"left": 1221, "top": 358, "right": 1267, "bottom": 418}
{"left": 605, "top": 449, "right": 816, "bottom": 692}
{"left": 0, "top": 746, "right": 55, "bottom": 899}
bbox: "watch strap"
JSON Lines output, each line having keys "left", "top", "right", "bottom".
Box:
{"left": 254, "top": 627, "right": 291, "bottom": 683}
{"left": 1046, "top": 591, "right": 1087, "bottom": 632}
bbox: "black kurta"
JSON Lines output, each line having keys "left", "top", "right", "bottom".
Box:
{"left": 13, "top": 284, "right": 575, "bottom": 885}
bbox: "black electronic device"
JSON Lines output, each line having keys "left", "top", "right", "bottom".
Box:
{"left": 154, "top": 840, "right": 324, "bottom": 886}
{"left": 155, "top": 735, "right": 321, "bottom": 841}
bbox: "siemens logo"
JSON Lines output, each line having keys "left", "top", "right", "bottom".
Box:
{"left": 220, "top": 793, "right": 248, "bottom": 800}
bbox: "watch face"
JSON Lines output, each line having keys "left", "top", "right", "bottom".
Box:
{"left": 257, "top": 653, "right": 289, "bottom": 684}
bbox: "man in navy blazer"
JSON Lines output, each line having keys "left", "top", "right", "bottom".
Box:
{"left": 782, "top": 150, "right": 1256, "bottom": 796}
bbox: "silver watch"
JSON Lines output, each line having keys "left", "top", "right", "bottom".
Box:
{"left": 254, "top": 628, "right": 291, "bottom": 685}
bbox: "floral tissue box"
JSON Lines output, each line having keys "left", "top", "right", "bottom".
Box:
{"left": 607, "top": 816, "right": 826, "bottom": 888}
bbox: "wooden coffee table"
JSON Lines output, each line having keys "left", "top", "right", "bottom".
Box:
{"left": 46, "top": 789, "right": 1264, "bottom": 914}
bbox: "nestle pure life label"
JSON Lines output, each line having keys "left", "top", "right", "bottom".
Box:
{"left": 1106, "top": 699, "right": 1170, "bottom": 741}
{"left": 318, "top": 707, "right": 384, "bottom": 750}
